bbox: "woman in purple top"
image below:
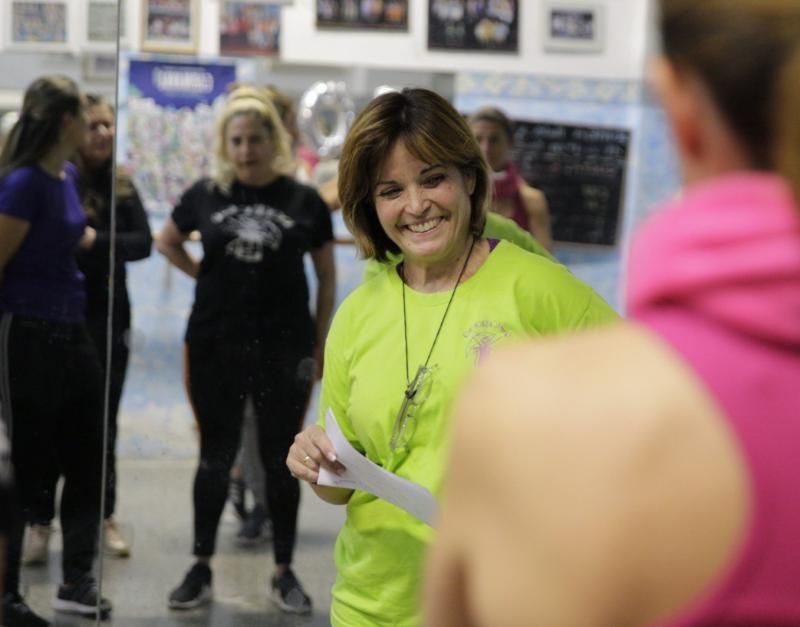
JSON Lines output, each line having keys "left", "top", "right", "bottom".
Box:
{"left": 0, "top": 76, "right": 112, "bottom": 625}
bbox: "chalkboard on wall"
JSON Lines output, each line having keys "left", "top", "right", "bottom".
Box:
{"left": 509, "top": 120, "right": 630, "bottom": 246}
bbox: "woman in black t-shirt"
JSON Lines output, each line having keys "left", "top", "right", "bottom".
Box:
{"left": 157, "top": 89, "right": 335, "bottom": 615}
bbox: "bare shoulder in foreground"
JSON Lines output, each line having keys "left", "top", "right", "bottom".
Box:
{"left": 425, "top": 323, "right": 749, "bottom": 627}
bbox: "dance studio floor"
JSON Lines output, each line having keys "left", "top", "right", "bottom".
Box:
{"left": 18, "top": 457, "right": 345, "bottom": 626}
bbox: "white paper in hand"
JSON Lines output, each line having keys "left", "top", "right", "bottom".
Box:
{"left": 317, "top": 409, "right": 438, "bottom": 527}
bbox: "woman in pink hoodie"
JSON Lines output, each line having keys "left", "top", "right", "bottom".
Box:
{"left": 425, "top": 1, "right": 800, "bottom": 626}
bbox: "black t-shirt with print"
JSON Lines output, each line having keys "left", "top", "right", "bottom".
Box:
{"left": 172, "top": 176, "right": 333, "bottom": 348}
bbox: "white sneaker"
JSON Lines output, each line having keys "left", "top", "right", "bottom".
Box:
{"left": 21, "top": 523, "right": 51, "bottom": 566}
{"left": 103, "top": 519, "right": 131, "bottom": 557}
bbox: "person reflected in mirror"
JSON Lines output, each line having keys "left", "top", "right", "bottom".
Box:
{"left": 219, "top": 85, "right": 310, "bottom": 548}
{"left": 286, "top": 88, "right": 617, "bottom": 627}
{"left": 157, "top": 88, "right": 335, "bottom": 616}
{"left": 425, "top": 2, "right": 800, "bottom": 626}
{"left": 20, "top": 94, "right": 152, "bottom": 566}
{"left": 469, "top": 106, "right": 553, "bottom": 250}
{"left": 75, "top": 94, "right": 152, "bottom": 558}
{"left": 0, "top": 75, "right": 113, "bottom": 625}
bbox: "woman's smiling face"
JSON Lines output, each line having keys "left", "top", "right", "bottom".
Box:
{"left": 373, "top": 140, "right": 475, "bottom": 269}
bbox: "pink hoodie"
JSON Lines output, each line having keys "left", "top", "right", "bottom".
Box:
{"left": 627, "top": 172, "right": 800, "bottom": 626}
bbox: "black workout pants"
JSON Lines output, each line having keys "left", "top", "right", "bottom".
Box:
{"left": 186, "top": 336, "right": 313, "bottom": 565}
{"left": 0, "top": 313, "right": 104, "bottom": 591}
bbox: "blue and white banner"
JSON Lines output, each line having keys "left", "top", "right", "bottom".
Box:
{"left": 125, "top": 57, "right": 237, "bottom": 217}
{"left": 128, "top": 59, "right": 235, "bottom": 109}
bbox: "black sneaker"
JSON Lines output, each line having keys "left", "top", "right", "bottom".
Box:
{"left": 168, "top": 563, "right": 212, "bottom": 610}
{"left": 270, "top": 569, "right": 312, "bottom": 614}
{"left": 52, "top": 576, "right": 112, "bottom": 619}
{"left": 235, "top": 504, "right": 270, "bottom": 546}
{"left": 2, "top": 592, "right": 50, "bottom": 626}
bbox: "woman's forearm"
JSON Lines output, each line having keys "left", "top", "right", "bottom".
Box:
{"left": 157, "top": 240, "right": 199, "bottom": 278}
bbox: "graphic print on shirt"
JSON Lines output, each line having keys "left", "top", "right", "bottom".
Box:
{"left": 211, "top": 203, "right": 295, "bottom": 263}
{"left": 463, "top": 320, "right": 511, "bottom": 364}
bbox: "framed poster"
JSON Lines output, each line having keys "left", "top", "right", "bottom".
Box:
{"left": 220, "top": 2, "right": 281, "bottom": 57}
{"left": 428, "top": 0, "right": 518, "bottom": 52}
{"left": 140, "top": 0, "right": 198, "bottom": 53}
{"left": 125, "top": 58, "right": 237, "bottom": 216}
{"left": 316, "top": 0, "right": 408, "bottom": 31}
{"left": 86, "top": 0, "right": 122, "bottom": 45}
{"left": 7, "top": 0, "right": 69, "bottom": 50}
{"left": 542, "top": 2, "right": 605, "bottom": 53}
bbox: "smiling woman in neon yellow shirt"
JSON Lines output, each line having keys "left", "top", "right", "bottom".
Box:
{"left": 286, "top": 88, "right": 617, "bottom": 627}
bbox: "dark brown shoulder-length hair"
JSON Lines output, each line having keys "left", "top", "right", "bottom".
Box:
{"left": 0, "top": 75, "right": 82, "bottom": 180}
{"left": 338, "top": 88, "right": 490, "bottom": 261}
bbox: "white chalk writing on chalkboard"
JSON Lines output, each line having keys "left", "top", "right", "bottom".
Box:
{"left": 509, "top": 119, "right": 630, "bottom": 246}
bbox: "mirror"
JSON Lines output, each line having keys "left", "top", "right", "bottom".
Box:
{"left": 0, "top": 2, "right": 124, "bottom": 624}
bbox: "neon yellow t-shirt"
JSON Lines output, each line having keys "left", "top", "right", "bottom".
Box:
{"left": 362, "top": 211, "right": 556, "bottom": 283}
{"left": 320, "top": 241, "right": 617, "bottom": 626}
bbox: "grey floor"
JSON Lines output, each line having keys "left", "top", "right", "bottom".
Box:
{"left": 18, "top": 458, "right": 345, "bottom": 626}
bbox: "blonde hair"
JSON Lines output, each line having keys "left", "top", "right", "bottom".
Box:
{"left": 212, "top": 88, "right": 293, "bottom": 194}
{"left": 659, "top": 0, "right": 800, "bottom": 200}
{"left": 338, "top": 88, "right": 490, "bottom": 261}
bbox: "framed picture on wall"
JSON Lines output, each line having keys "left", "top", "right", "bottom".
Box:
{"left": 86, "top": 0, "right": 123, "bottom": 46}
{"left": 316, "top": 0, "right": 408, "bottom": 31}
{"left": 220, "top": 1, "right": 281, "bottom": 57}
{"left": 6, "top": 0, "right": 69, "bottom": 49}
{"left": 140, "top": 0, "right": 198, "bottom": 53}
{"left": 542, "top": 2, "right": 605, "bottom": 53}
{"left": 428, "top": 0, "right": 518, "bottom": 53}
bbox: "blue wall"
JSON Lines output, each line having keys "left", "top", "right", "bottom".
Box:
{"left": 455, "top": 72, "right": 680, "bottom": 311}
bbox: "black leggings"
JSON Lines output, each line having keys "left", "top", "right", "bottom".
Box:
{"left": 186, "top": 336, "right": 313, "bottom": 565}
{"left": 0, "top": 313, "right": 104, "bottom": 590}
{"left": 32, "top": 318, "right": 129, "bottom": 524}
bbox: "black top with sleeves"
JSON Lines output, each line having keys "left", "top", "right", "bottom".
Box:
{"left": 75, "top": 164, "right": 152, "bottom": 330}
{"left": 171, "top": 176, "right": 333, "bottom": 348}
